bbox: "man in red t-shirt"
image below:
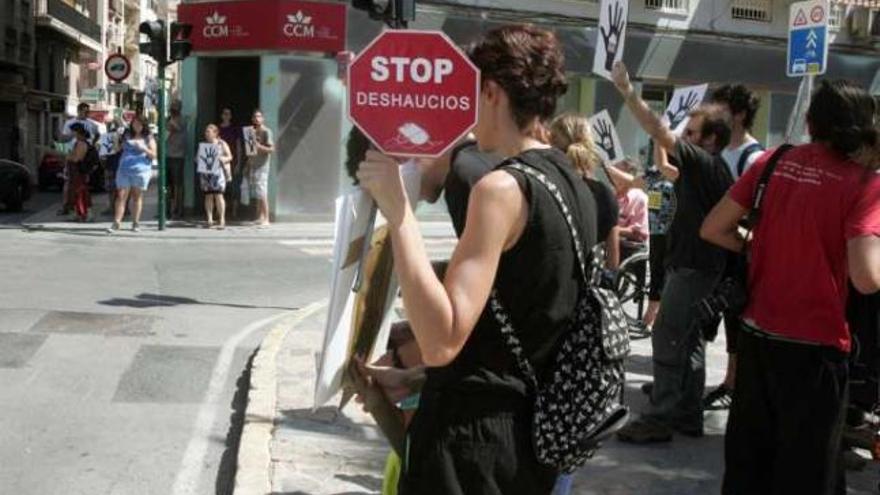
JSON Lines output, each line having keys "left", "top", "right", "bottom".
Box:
{"left": 701, "top": 80, "right": 880, "bottom": 495}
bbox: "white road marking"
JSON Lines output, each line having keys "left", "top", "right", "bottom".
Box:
{"left": 170, "top": 301, "right": 327, "bottom": 495}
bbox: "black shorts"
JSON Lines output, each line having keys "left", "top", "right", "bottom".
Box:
{"left": 400, "top": 386, "right": 557, "bottom": 495}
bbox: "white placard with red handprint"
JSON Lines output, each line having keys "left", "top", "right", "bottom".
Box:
{"left": 593, "top": 0, "right": 629, "bottom": 80}
{"left": 589, "top": 109, "right": 625, "bottom": 165}
{"left": 197, "top": 142, "right": 222, "bottom": 174}
{"left": 661, "top": 83, "right": 709, "bottom": 136}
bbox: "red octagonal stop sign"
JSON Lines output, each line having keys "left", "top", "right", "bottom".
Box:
{"left": 348, "top": 30, "right": 480, "bottom": 158}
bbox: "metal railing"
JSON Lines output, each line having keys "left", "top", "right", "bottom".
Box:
{"left": 645, "top": 0, "right": 689, "bottom": 14}
{"left": 731, "top": 0, "right": 773, "bottom": 22}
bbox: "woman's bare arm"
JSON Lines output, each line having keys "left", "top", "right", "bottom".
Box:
{"left": 358, "top": 152, "right": 526, "bottom": 367}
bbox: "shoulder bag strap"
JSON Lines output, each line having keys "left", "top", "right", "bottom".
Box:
{"left": 745, "top": 144, "right": 793, "bottom": 230}
{"left": 736, "top": 142, "right": 765, "bottom": 177}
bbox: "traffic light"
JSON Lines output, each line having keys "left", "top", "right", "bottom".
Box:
{"left": 169, "top": 22, "right": 193, "bottom": 62}
{"left": 139, "top": 20, "right": 167, "bottom": 64}
{"left": 351, "top": 0, "right": 415, "bottom": 27}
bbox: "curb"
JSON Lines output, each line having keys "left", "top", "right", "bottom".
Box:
{"left": 234, "top": 300, "right": 328, "bottom": 495}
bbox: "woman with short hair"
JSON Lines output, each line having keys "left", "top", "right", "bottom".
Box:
{"left": 356, "top": 25, "right": 598, "bottom": 494}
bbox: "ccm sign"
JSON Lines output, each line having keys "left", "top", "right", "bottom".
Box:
{"left": 348, "top": 30, "right": 479, "bottom": 158}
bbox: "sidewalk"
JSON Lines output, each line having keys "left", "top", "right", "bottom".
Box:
{"left": 15, "top": 191, "right": 455, "bottom": 241}
{"left": 241, "top": 310, "right": 880, "bottom": 495}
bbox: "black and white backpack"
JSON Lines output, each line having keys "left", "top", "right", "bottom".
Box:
{"left": 490, "top": 160, "right": 630, "bottom": 474}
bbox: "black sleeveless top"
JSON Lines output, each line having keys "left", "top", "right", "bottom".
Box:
{"left": 426, "top": 147, "right": 598, "bottom": 397}
{"left": 444, "top": 141, "right": 498, "bottom": 236}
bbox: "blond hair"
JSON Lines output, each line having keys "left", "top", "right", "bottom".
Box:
{"left": 566, "top": 143, "right": 602, "bottom": 178}
{"left": 551, "top": 113, "right": 602, "bottom": 178}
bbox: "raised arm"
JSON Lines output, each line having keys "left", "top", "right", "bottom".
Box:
{"left": 611, "top": 62, "right": 677, "bottom": 153}
{"left": 653, "top": 139, "right": 679, "bottom": 181}
{"left": 357, "top": 151, "right": 526, "bottom": 367}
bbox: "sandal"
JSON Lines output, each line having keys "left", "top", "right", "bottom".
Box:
{"left": 703, "top": 384, "right": 733, "bottom": 410}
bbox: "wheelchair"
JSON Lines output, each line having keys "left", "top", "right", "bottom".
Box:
{"left": 615, "top": 241, "right": 651, "bottom": 338}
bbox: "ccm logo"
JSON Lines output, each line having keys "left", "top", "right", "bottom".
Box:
{"left": 203, "top": 25, "right": 229, "bottom": 38}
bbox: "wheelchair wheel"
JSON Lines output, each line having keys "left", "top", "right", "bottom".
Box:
{"left": 617, "top": 251, "right": 650, "bottom": 338}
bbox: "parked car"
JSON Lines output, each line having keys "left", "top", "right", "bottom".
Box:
{"left": 38, "top": 151, "right": 105, "bottom": 193}
{"left": 38, "top": 152, "right": 65, "bottom": 191}
{"left": 0, "top": 159, "right": 33, "bottom": 212}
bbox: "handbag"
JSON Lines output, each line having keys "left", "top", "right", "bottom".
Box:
{"left": 489, "top": 159, "right": 630, "bottom": 474}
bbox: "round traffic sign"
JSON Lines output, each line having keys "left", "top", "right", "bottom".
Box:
{"left": 811, "top": 5, "right": 825, "bottom": 23}
{"left": 104, "top": 53, "right": 131, "bottom": 82}
{"left": 347, "top": 30, "right": 480, "bottom": 158}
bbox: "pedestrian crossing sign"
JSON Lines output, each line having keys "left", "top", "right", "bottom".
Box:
{"left": 787, "top": 0, "right": 829, "bottom": 77}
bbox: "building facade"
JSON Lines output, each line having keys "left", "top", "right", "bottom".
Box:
{"left": 0, "top": 0, "right": 35, "bottom": 164}
{"left": 172, "top": 0, "right": 879, "bottom": 220}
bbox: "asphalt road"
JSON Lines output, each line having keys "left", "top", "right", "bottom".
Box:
{"left": 0, "top": 200, "right": 337, "bottom": 494}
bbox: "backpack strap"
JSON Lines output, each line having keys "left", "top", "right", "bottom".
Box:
{"left": 489, "top": 157, "right": 595, "bottom": 390}
{"left": 736, "top": 142, "right": 765, "bottom": 177}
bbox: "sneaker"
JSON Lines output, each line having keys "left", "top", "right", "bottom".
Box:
{"left": 106, "top": 222, "right": 121, "bottom": 234}
{"left": 131, "top": 223, "right": 140, "bottom": 232}
{"left": 617, "top": 418, "right": 673, "bottom": 444}
{"left": 703, "top": 384, "right": 733, "bottom": 411}
{"left": 641, "top": 382, "right": 653, "bottom": 396}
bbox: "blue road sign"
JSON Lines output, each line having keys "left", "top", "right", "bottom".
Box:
{"left": 788, "top": 27, "right": 827, "bottom": 76}
{"left": 787, "top": 0, "right": 829, "bottom": 77}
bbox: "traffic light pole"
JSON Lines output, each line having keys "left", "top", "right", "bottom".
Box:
{"left": 157, "top": 64, "right": 167, "bottom": 231}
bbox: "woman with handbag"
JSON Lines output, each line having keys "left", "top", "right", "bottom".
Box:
{"left": 356, "top": 25, "right": 604, "bottom": 494}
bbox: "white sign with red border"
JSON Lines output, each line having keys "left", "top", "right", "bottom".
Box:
{"left": 104, "top": 53, "right": 132, "bottom": 82}
{"left": 347, "top": 29, "right": 480, "bottom": 158}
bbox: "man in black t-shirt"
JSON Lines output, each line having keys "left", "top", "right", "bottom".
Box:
{"left": 611, "top": 62, "right": 734, "bottom": 443}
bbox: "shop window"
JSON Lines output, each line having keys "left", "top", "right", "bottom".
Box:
{"left": 645, "top": 0, "right": 689, "bottom": 15}
{"left": 731, "top": 0, "right": 772, "bottom": 22}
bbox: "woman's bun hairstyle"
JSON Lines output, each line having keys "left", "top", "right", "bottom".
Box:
{"left": 469, "top": 25, "right": 569, "bottom": 130}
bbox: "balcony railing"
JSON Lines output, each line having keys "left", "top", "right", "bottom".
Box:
{"left": 731, "top": 0, "right": 772, "bottom": 22}
{"left": 45, "top": 0, "right": 101, "bottom": 42}
{"left": 645, "top": 0, "right": 690, "bottom": 14}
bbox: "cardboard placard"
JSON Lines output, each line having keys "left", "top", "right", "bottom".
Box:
{"left": 661, "top": 83, "right": 709, "bottom": 135}
{"left": 593, "top": 0, "right": 629, "bottom": 80}
{"left": 589, "top": 110, "right": 625, "bottom": 164}
{"left": 242, "top": 126, "right": 258, "bottom": 156}
{"left": 197, "top": 142, "right": 222, "bottom": 174}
